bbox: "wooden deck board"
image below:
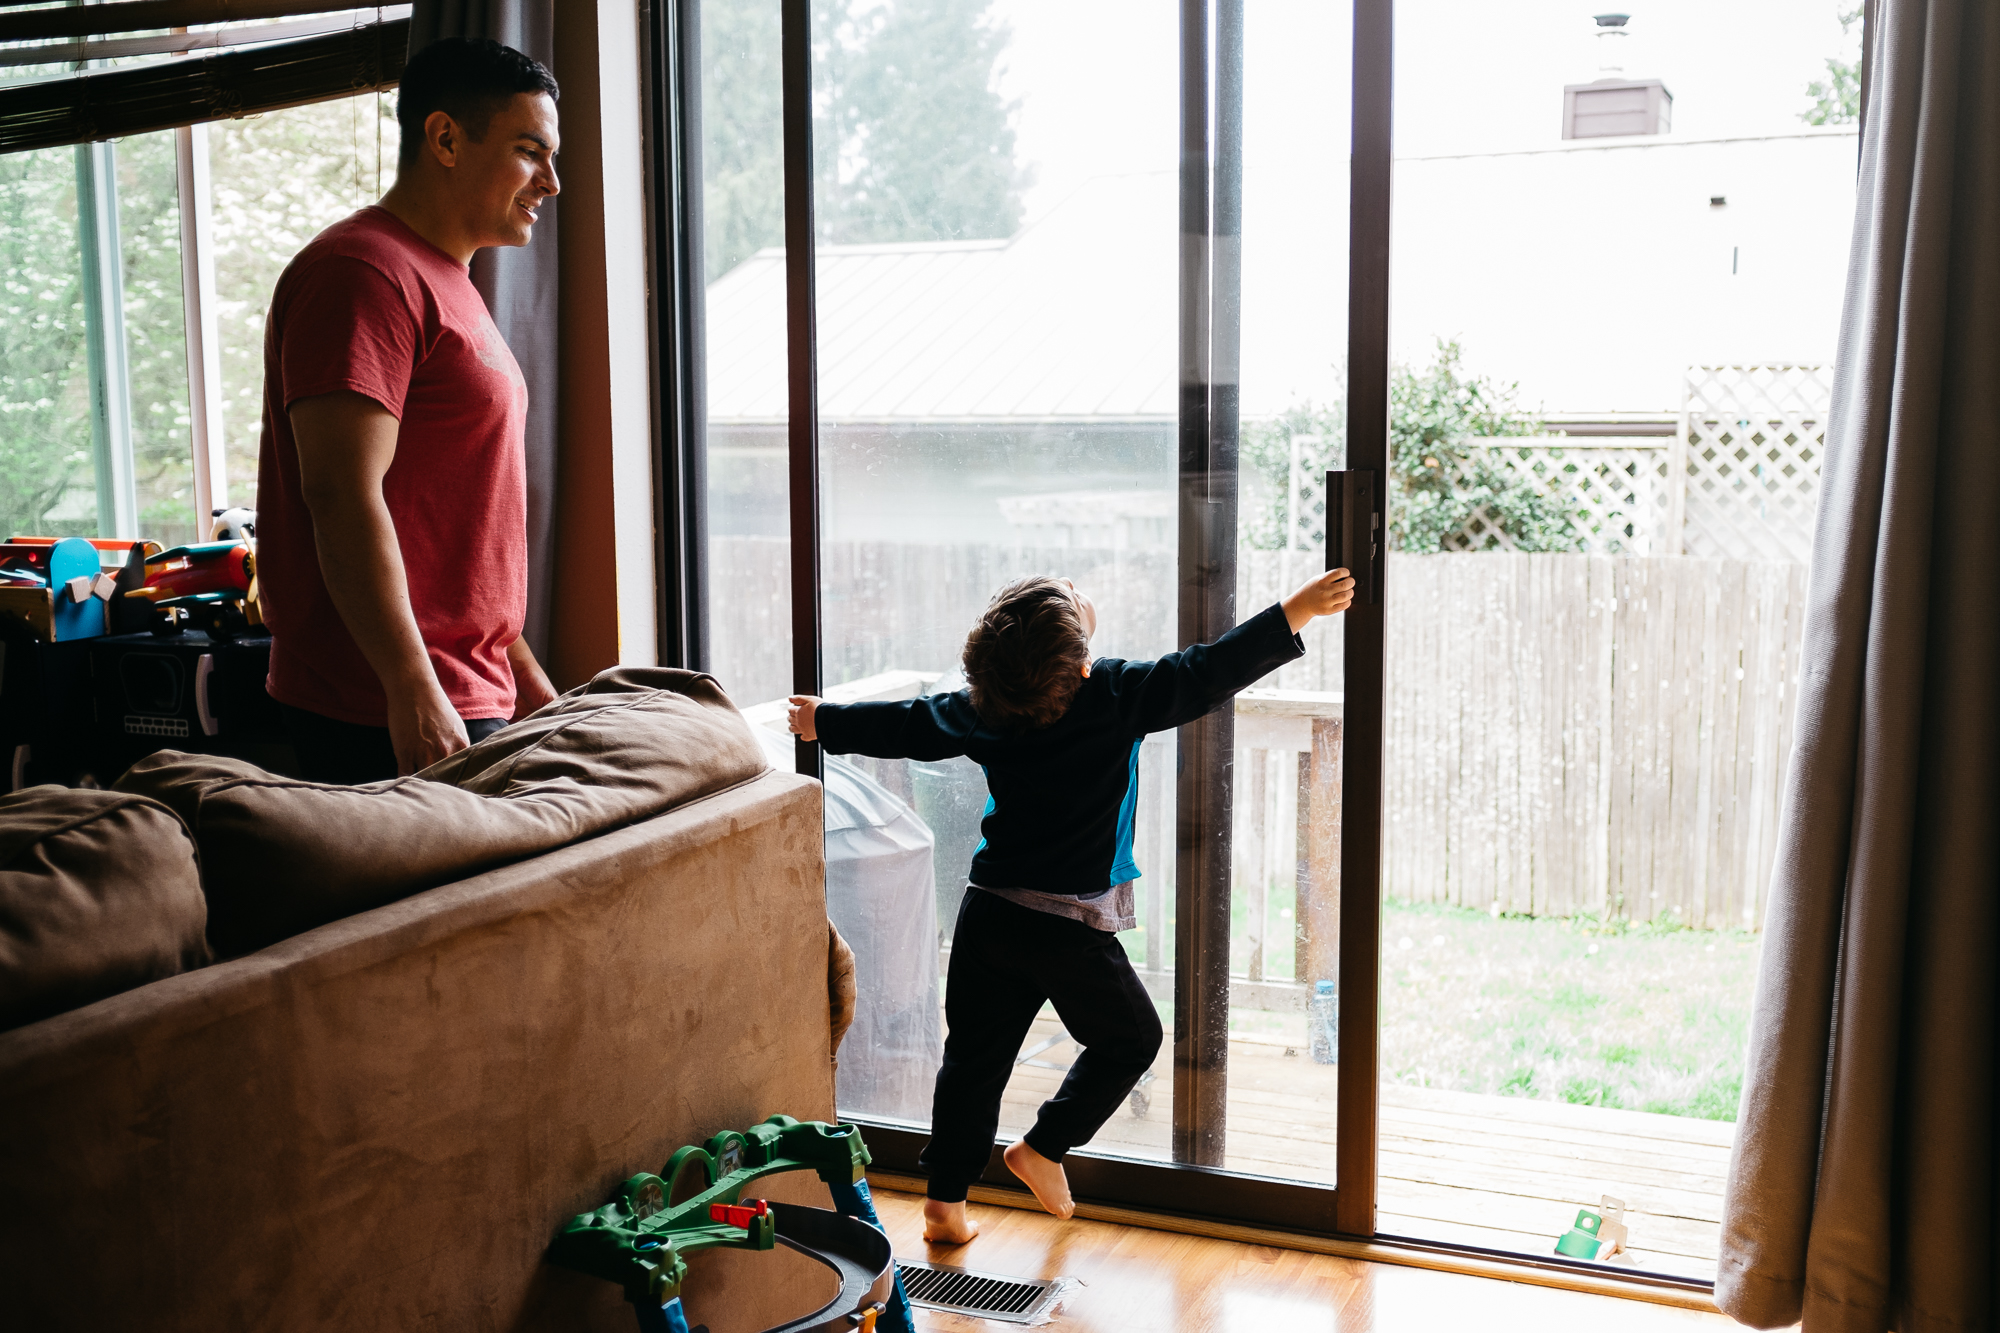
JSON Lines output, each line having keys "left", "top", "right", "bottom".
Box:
{"left": 982, "top": 1017, "right": 1729, "bottom": 1280}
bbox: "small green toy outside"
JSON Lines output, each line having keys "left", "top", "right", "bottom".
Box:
{"left": 1554, "top": 1207, "right": 1606, "bottom": 1259}
{"left": 547, "top": 1115, "right": 913, "bottom": 1333}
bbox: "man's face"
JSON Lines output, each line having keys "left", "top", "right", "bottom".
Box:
{"left": 437, "top": 91, "right": 560, "bottom": 249}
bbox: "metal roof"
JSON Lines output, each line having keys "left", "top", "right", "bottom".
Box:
{"left": 704, "top": 171, "right": 1177, "bottom": 426}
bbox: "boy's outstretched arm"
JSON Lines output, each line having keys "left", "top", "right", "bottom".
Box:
{"left": 788, "top": 691, "right": 973, "bottom": 762}
{"left": 1107, "top": 567, "right": 1356, "bottom": 735}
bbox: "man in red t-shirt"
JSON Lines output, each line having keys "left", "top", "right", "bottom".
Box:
{"left": 257, "top": 39, "right": 561, "bottom": 782}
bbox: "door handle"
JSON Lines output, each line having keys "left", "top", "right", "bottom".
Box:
{"left": 1324, "top": 469, "right": 1381, "bottom": 604}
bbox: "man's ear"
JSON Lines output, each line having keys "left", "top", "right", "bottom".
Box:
{"left": 423, "top": 109, "right": 463, "bottom": 168}
{"left": 1080, "top": 660, "right": 1092, "bottom": 679}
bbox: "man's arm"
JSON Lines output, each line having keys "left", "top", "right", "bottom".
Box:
{"left": 507, "top": 635, "right": 559, "bottom": 720}
{"left": 290, "top": 390, "right": 468, "bottom": 774}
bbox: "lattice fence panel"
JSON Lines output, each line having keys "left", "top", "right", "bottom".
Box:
{"left": 1284, "top": 434, "right": 1335, "bottom": 552}
{"left": 1441, "top": 443, "right": 1673, "bottom": 555}
{"left": 1681, "top": 365, "right": 1829, "bottom": 563}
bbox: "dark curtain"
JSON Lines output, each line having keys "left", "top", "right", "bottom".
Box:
{"left": 1716, "top": 0, "right": 2000, "bottom": 1329}
{"left": 408, "top": 1, "right": 559, "bottom": 664}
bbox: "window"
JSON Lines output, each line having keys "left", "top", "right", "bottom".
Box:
{"left": 0, "top": 131, "right": 193, "bottom": 548}
{"left": 208, "top": 94, "right": 398, "bottom": 510}
{"left": 797, "top": 0, "right": 1187, "bottom": 1139}
{"left": 0, "top": 61, "right": 395, "bottom": 544}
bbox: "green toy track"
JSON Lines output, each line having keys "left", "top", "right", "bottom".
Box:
{"left": 547, "top": 1116, "right": 912, "bottom": 1333}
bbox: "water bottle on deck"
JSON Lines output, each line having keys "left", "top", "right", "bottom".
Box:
{"left": 1309, "top": 979, "right": 1338, "bottom": 1065}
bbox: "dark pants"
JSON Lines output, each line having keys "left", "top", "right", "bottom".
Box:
{"left": 919, "top": 889, "right": 1164, "bottom": 1203}
{"left": 282, "top": 704, "right": 508, "bottom": 785}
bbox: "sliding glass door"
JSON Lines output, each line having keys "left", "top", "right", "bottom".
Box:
{"left": 695, "top": 0, "right": 1382, "bottom": 1230}
{"left": 668, "top": 0, "right": 1840, "bottom": 1293}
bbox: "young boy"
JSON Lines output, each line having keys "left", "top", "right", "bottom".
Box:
{"left": 788, "top": 566, "right": 1356, "bottom": 1242}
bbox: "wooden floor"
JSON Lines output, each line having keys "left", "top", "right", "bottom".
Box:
{"left": 997, "top": 1016, "right": 1734, "bottom": 1281}
{"left": 870, "top": 1189, "right": 1735, "bottom": 1332}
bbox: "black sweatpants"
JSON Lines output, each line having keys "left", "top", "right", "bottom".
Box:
{"left": 919, "top": 889, "right": 1164, "bottom": 1203}
{"left": 282, "top": 704, "right": 508, "bottom": 784}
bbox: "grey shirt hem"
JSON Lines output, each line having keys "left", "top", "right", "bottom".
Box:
{"left": 970, "top": 880, "right": 1137, "bottom": 933}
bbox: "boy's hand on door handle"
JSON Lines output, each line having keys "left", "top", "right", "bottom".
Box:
{"left": 1282, "top": 568, "right": 1358, "bottom": 632}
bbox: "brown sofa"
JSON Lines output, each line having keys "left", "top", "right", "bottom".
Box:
{"left": 0, "top": 678, "right": 849, "bottom": 1332}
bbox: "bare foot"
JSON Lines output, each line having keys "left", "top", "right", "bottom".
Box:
{"left": 922, "top": 1198, "right": 980, "bottom": 1245}
{"left": 1003, "top": 1140, "right": 1075, "bottom": 1220}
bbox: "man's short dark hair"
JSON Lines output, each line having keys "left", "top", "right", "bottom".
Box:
{"left": 961, "top": 576, "right": 1092, "bottom": 731}
{"left": 397, "top": 38, "right": 559, "bottom": 168}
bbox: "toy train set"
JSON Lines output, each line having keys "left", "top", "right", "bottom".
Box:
{"left": 548, "top": 1116, "right": 913, "bottom": 1333}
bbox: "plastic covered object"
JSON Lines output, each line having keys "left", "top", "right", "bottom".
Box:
{"left": 754, "top": 728, "right": 943, "bottom": 1122}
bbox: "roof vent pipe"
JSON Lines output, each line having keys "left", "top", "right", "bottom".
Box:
{"left": 1563, "top": 13, "right": 1671, "bottom": 138}
{"left": 1593, "top": 12, "right": 1631, "bottom": 79}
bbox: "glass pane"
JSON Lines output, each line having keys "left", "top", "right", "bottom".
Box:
{"left": 208, "top": 93, "right": 398, "bottom": 511}
{"left": 0, "top": 125, "right": 194, "bottom": 548}
{"left": 700, "top": 0, "right": 791, "bottom": 709}
{"left": 1218, "top": 0, "right": 1353, "bottom": 1188}
{"left": 1381, "top": 0, "right": 1854, "bottom": 1278}
{"left": 0, "top": 144, "right": 89, "bottom": 540}
{"left": 792, "top": 0, "right": 1180, "bottom": 1144}
{"left": 117, "top": 131, "right": 197, "bottom": 548}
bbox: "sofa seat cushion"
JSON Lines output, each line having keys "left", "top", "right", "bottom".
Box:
{"left": 0, "top": 786, "right": 209, "bottom": 1028}
{"left": 118, "top": 666, "right": 768, "bottom": 957}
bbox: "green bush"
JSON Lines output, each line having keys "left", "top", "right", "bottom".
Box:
{"left": 1240, "top": 340, "right": 1589, "bottom": 554}
{"left": 1388, "top": 339, "right": 1580, "bottom": 553}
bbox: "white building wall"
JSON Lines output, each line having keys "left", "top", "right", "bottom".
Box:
{"left": 706, "top": 131, "right": 1859, "bottom": 428}
{"left": 1388, "top": 129, "right": 1859, "bottom": 416}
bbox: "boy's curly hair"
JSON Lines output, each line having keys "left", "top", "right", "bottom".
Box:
{"left": 961, "top": 577, "right": 1092, "bottom": 730}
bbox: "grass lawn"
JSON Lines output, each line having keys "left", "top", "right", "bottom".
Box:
{"left": 1212, "top": 889, "right": 1762, "bottom": 1122}
{"left": 1376, "top": 900, "right": 1760, "bottom": 1120}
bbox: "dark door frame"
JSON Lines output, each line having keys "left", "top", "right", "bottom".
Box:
{"left": 1336, "top": 0, "right": 1392, "bottom": 1241}
{"left": 643, "top": 0, "right": 710, "bottom": 674}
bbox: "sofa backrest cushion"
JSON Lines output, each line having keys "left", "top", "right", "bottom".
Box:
{"left": 0, "top": 786, "right": 209, "bottom": 1028}
{"left": 118, "top": 667, "right": 768, "bottom": 957}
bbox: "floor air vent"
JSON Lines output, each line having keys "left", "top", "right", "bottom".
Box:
{"left": 896, "top": 1260, "right": 1064, "bottom": 1322}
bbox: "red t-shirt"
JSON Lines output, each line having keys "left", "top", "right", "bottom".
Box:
{"left": 257, "top": 206, "right": 528, "bottom": 727}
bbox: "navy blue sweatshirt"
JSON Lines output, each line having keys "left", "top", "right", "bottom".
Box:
{"left": 813, "top": 602, "right": 1306, "bottom": 896}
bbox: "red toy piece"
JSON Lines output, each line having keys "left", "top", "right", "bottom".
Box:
{"left": 129, "top": 540, "right": 253, "bottom": 602}
{"left": 706, "top": 1199, "right": 769, "bottom": 1229}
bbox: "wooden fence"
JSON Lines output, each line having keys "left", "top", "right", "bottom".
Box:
{"left": 711, "top": 539, "right": 1806, "bottom": 930}
{"left": 1385, "top": 553, "right": 1806, "bottom": 930}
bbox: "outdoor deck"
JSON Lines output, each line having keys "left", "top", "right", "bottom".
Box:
{"left": 995, "top": 1015, "right": 1734, "bottom": 1282}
